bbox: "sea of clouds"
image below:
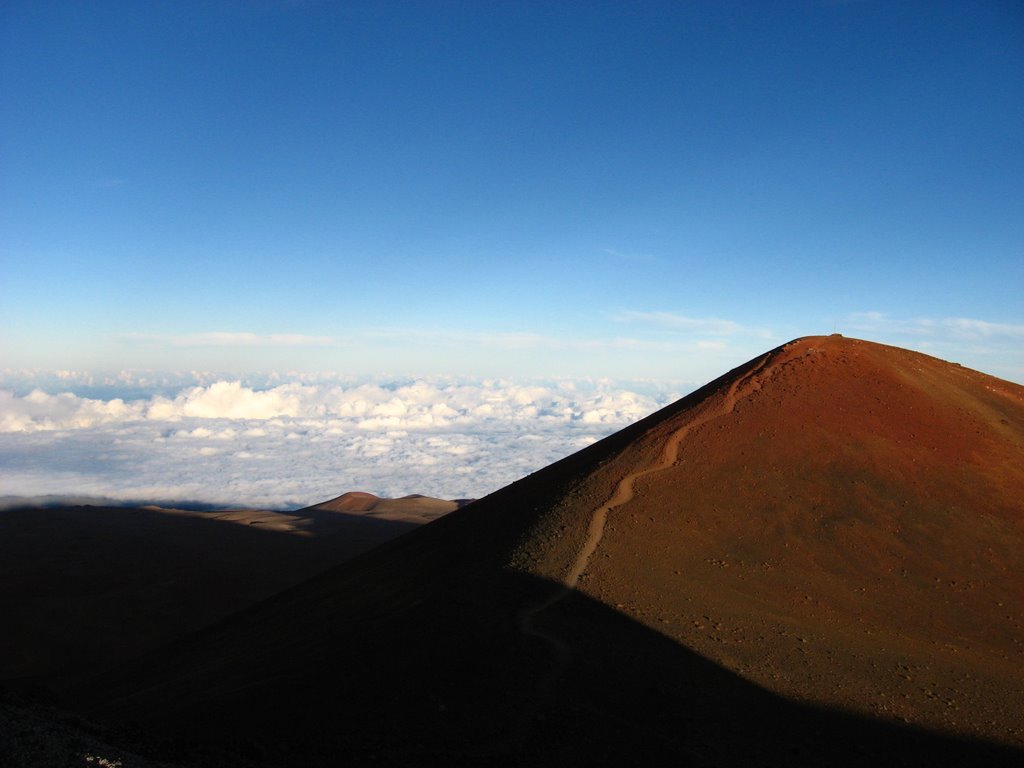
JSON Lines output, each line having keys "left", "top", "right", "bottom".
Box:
{"left": 0, "top": 372, "right": 688, "bottom": 509}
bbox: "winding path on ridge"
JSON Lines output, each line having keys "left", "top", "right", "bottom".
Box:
{"left": 517, "top": 354, "right": 772, "bottom": 693}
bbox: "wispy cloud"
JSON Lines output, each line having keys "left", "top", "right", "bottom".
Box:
{"left": 612, "top": 311, "right": 773, "bottom": 338}
{"left": 120, "top": 329, "right": 688, "bottom": 354}
{"left": 845, "top": 313, "right": 1024, "bottom": 339}
{"left": 378, "top": 329, "right": 560, "bottom": 350}
{"left": 122, "top": 332, "right": 340, "bottom": 348}
{"left": 364, "top": 328, "right": 700, "bottom": 353}
{"left": 114, "top": 322, "right": 778, "bottom": 360}
{"left": 842, "top": 312, "right": 1024, "bottom": 383}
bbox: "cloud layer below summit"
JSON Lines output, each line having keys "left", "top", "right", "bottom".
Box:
{"left": 0, "top": 376, "right": 684, "bottom": 508}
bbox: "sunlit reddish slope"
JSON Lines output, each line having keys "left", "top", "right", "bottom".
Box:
{"left": 76, "top": 336, "right": 1024, "bottom": 767}
{"left": 559, "top": 335, "right": 1024, "bottom": 741}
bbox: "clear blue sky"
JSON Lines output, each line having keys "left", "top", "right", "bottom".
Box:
{"left": 2, "top": 0, "right": 1022, "bottom": 382}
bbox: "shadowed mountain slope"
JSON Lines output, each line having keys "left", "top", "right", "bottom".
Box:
{"left": 73, "top": 336, "right": 1024, "bottom": 766}
{"left": 0, "top": 495, "right": 463, "bottom": 685}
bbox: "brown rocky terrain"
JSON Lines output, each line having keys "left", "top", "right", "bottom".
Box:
{"left": 21, "top": 336, "right": 1024, "bottom": 766}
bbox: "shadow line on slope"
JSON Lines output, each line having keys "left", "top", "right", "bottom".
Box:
{"left": 69, "top": 563, "right": 1024, "bottom": 768}
{"left": 514, "top": 353, "right": 774, "bottom": 733}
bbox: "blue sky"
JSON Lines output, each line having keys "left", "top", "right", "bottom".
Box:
{"left": 2, "top": 0, "right": 1022, "bottom": 382}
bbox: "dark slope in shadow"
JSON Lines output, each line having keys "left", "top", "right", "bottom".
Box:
{"left": 74, "top": 566, "right": 1021, "bottom": 768}
{"left": 0, "top": 504, "right": 420, "bottom": 685}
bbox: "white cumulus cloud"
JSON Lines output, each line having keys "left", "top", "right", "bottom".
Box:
{"left": 160, "top": 381, "right": 305, "bottom": 420}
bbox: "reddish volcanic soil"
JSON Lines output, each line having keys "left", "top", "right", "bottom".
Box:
{"left": 554, "top": 335, "right": 1024, "bottom": 743}
{"left": 45, "top": 337, "right": 1024, "bottom": 766}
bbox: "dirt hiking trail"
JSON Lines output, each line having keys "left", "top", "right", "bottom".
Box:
{"left": 516, "top": 354, "right": 772, "bottom": 703}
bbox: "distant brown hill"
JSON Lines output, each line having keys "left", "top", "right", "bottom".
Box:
{"left": 305, "top": 490, "right": 466, "bottom": 522}
{"left": 71, "top": 337, "right": 1024, "bottom": 767}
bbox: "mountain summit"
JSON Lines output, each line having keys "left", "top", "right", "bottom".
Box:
{"left": 77, "top": 336, "right": 1024, "bottom": 766}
